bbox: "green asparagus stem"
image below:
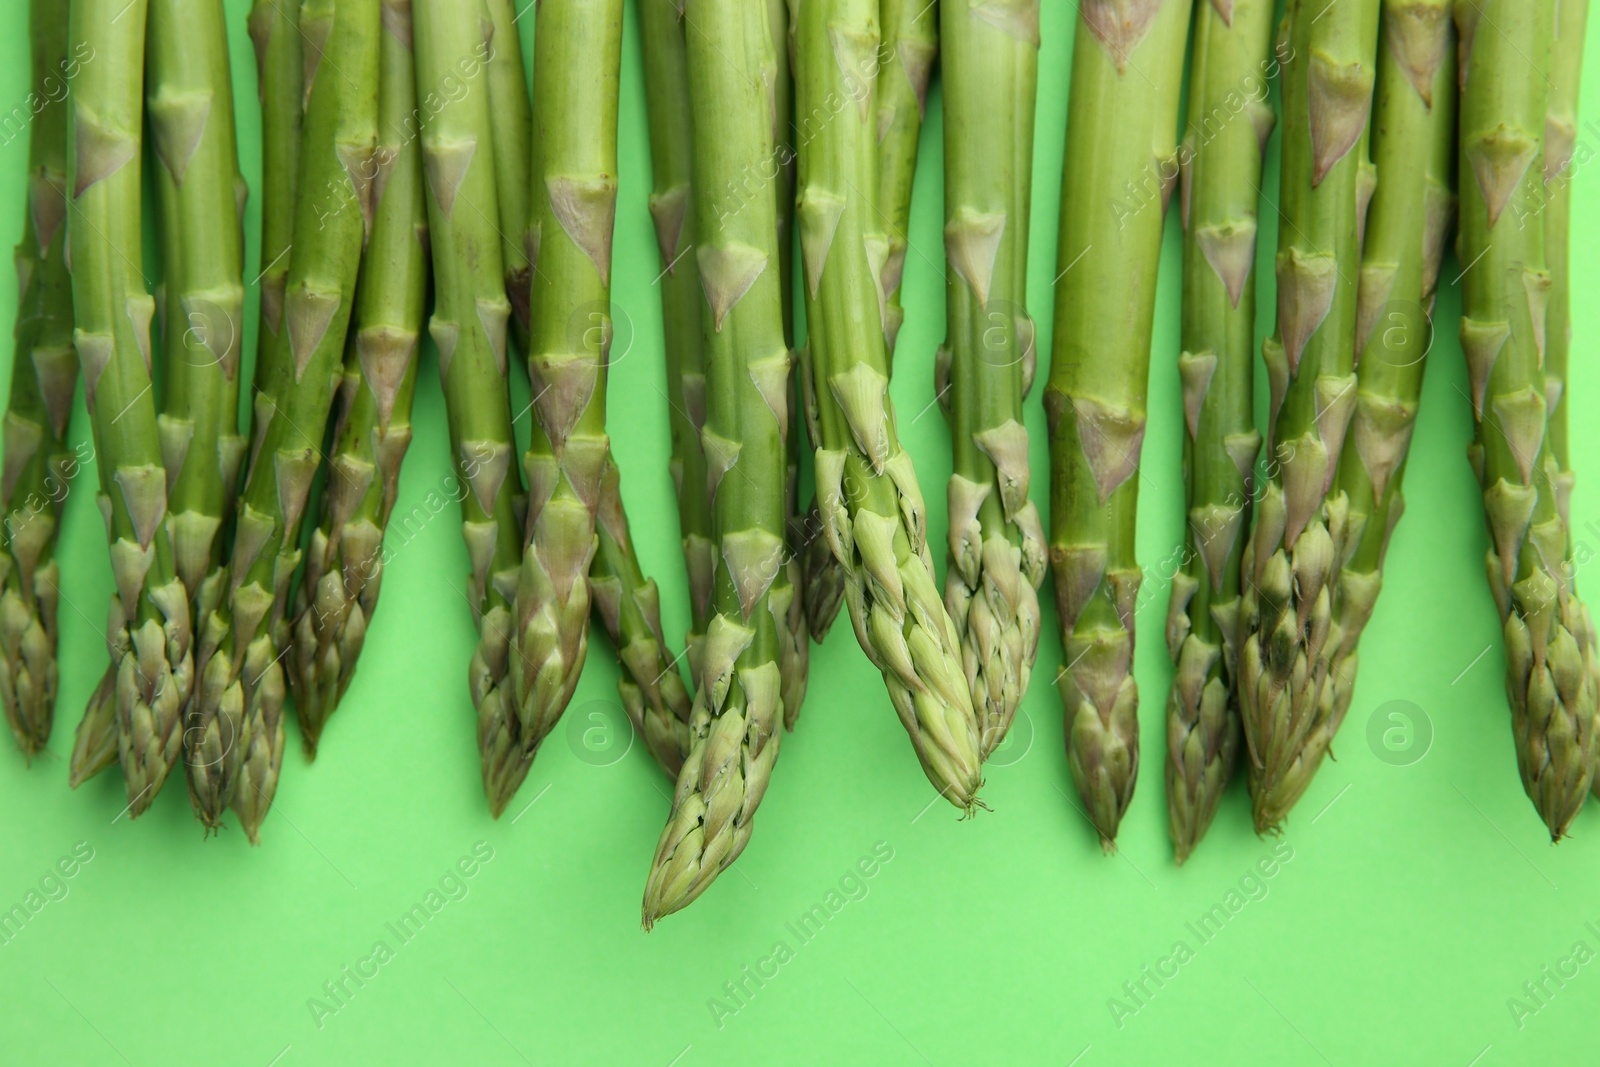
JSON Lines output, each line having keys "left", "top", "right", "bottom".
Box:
{"left": 795, "top": 0, "right": 983, "bottom": 811}
{"left": 482, "top": 0, "right": 534, "bottom": 346}
{"left": 589, "top": 465, "right": 694, "bottom": 777}
{"left": 640, "top": 1, "right": 713, "bottom": 686}
{"left": 877, "top": 0, "right": 936, "bottom": 354}
{"left": 510, "top": 0, "right": 622, "bottom": 764}
{"left": 1546, "top": 0, "right": 1595, "bottom": 798}
{"left": 1457, "top": 0, "right": 1597, "bottom": 838}
{"left": 1163, "top": 0, "right": 1276, "bottom": 862}
{"left": 938, "top": 0, "right": 1044, "bottom": 762}
{"left": 1236, "top": 0, "right": 1378, "bottom": 834}
{"left": 195, "top": 0, "right": 380, "bottom": 841}
{"left": 644, "top": 0, "right": 793, "bottom": 926}
{"left": 69, "top": 0, "right": 194, "bottom": 815}
{"left": 412, "top": 0, "right": 527, "bottom": 816}
{"left": 246, "top": 0, "right": 305, "bottom": 401}
{"left": 1259, "top": 0, "right": 1457, "bottom": 828}
{"left": 1046, "top": 0, "right": 1192, "bottom": 848}
{"left": 768, "top": 0, "right": 811, "bottom": 730}
{"left": 148, "top": 0, "right": 249, "bottom": 823}
{"left": 289, "top": 0, "right": 428, "bottom": 756}
{"left": 2, "top": 0, "right": 77, "bottom": 759}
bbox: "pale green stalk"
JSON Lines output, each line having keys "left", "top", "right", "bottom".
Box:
{"left": 877, "top": 0, "right": 937, "bottom": 353}
{"left": 482, "top": 0, "right": 534, "bottom": 346}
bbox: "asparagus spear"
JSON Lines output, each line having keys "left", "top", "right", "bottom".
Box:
{"left": 246, "top": 0, "right": 305, "bottom": 402}
{"left": 412, "top": 0, "right": 528, "bottom": 815}
{"left": 938, "top": 0, "right": 1044, "bottom": 762}
{"left": 509, "top": 0, "right": 622, "bottom": 764}
{"left": 67, "top": 667, "right": 119, "bottom": 786}
{"left": 644, "top": 0, "right": 793, "bottom": 926}
{"left": 1457, "top": 0, "right": 1597, "bottom": 838}
{"left": 69, "top": 0, "right": 193, "bottom": 815}
{"left": 482, "top": 0, "right": 534, "bottom": 345}
{"left": 794, "top": 0, "right": 983, "bottom": 811}
{"left": 1236, "top": 0, "right": 1378, "bottom": 834}
{"left": 1046, "top": 0, "right": 1191, "bottom": 847}
{"left": 1546, "top": 0, "right": 1595, "bottom": 797}
{"left": 1258, "top": 0, "right": 1457, "bottom": 828}
{"left": 289, "top": 0, "right": 428, "bottom": 756}
{"left": 640, "top": 0, "right": 713, "bottom": 689}
{"left": 194, "top": 0, "right": 380, "bottom": 841}
{"left": 877, "top": 0, "right": 937, "bottom": 354}
{"left": 1163, "top": 0, "right": 1276, "bottom": 862}
{"left": 768, "top": 0, "right": 811, "bottom": 731}
{"left": 1, "top": 0, "right": 77, "bottom": 759}
{"left": 147, "top": 0, "right": 249, "bottom": 822}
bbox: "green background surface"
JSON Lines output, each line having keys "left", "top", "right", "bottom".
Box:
{"left": 3, "top": 2, "right": 1599, "bottom": 1064}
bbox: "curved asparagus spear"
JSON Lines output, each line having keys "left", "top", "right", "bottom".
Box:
{"left": 195, "top": 0, "right": 380, "bottom": 841}
{"left": 482, "top": 0, "right": 534, "bottom": 345}
{"left": 644, "top": 0, "right": 793, "bottom": 926}
{"left": 640, "top": 0, "right": 713, "bottom": 683}
{"left": 1046, "top": 0, "right": 1192, "bottom": 848}
{"left": 1164, "top": 0, "right": 1275, "bottom": 863}
{"left": 510, "top": 0, "right": 622, "bottom": 762}
{"left": 1236, "top": 0, "right": 1378, "bottom": 834}
{"left": 1457, "top": 0, "right": 1596, "bottom": 838}
{"left": 1260, "top": 0, "right": 1457, "bottom": 828}
{"left": 147, "top": 0, "right": 249, "bottom": 824}
{"left": 938, "top": 0, "right": 1044, "bottom": 762}
{"left": 2, "top": 0, "right": 77, "bottom": 759}
{"left": 246, "top": 0, "right": 305, "bottom": 401}
{"left": 877, "top": 0, "right": 936, "bottom": 354}
{"left": 795, "top": 0, "right": 982, "bottom": 811}
{"left": 69, "top": 0, "right": 193, "bottom": 816}
{"left": 290, "top": 0, "right": 428, "bottom": 757}
{"left": 412, "top": 0, "right": 528, "bottom": 816}
{"left": 589, "top": 467, "right": 694, "bottom": 777}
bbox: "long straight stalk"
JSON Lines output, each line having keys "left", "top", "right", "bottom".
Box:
{"left": 795, "top": 0, "right": 982, "bottom": 811}
{"left": 1546, "top": 0, "right": 1588, "bottom": 496}
{"left": 482, "top": 0, "right": 534, "bottom": 346}
{"left": 644, "top": 0, "right": 792, "bottom": 926}
{"left": 412, "top": 0, "right": 528, "bottom": 816}
{"left": 147, "top": 0, "right": 249, "bottom": 824}
{"left": 1046, "top": 0, "right": 1192, "bottom": 848}
{"left": 1457, "top": 0, "right": 1596, "bottom": 838}
{"left": 877, "top": 0, "right": 937, "bottom": 353}
{"left": 510, "top": 0, "right": 623, "bottom": 765}
{"left": 2, "top": 0, "right": 78, "bottom": 758}
{"left": 1237, "top": 0, "right": 1379, "bottom": 834}
{"left": 1271, "top": 0, "right": 1458, "bottom": 826}
{"left": 289, "top": 0, "right": 428, "bottom": 757}
{"left": 939, "top": 0, "right": 1044, "bottom": 761}
{"left": 197, "top": 0, "right": 380, "bottom": 842}
{"left": 640, "top": 0, "right": 713, "bottom": 679}
{"left": 246, "top": 0, "right": 305, "bottom": 400}
{"left": 69, "top": 0, "right": 194, "bottom": 816}
{"left": 1164, "top": 0, "right": 1276, "bottom": 862}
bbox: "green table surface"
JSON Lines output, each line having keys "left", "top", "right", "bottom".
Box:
{"left": 3, "top": 3, "right": 1600, "bottom": 1064}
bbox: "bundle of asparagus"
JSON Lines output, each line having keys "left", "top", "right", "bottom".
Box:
{"left": 1458, "top": 0, "right": 1598, "bottom": 839}
{"left": 2, "top": 0, "right": 77, "bottom": 761}
{"left": 1165, "top": 0, "right": 1275, "bottom": 863}
{"left": 1046, "top": 0, "right": 1192, "bottom": 849}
